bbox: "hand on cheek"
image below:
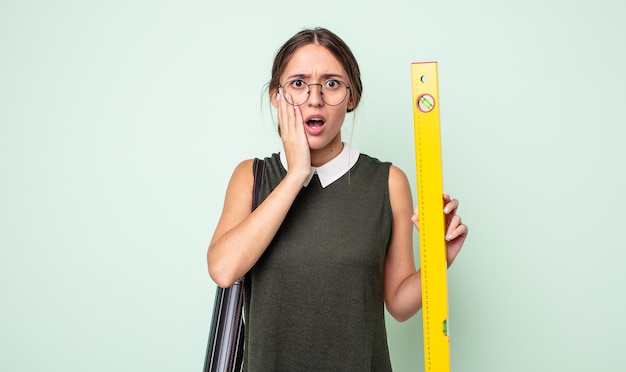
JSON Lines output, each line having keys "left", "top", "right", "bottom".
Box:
{"left": 277, "top": 91, "right": 311, "bottom": 178}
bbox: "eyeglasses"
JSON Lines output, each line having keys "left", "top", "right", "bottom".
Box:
{"left": 279, "top": 79, "right": 351, "bottom": 106}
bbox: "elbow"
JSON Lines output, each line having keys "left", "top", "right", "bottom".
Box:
{"left": 208, "top": 263, "right": 236, "bottom": 288}
{"left": 386, "top": 302, "right": 422, "bottom": 323}
{"left": 389, "top": 311, "right": 411, "bottom": 323}
{"left": 207, "top": 254, "right": 239, "bottom": 288}
{"left": 209, "top": 271, "right": 237, "bottom": 288}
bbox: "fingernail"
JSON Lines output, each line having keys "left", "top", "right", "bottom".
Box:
{"left": 444, "top": 207, "right": 449, "bottom": 213}
{"left": 446, "top": 234, "right": 452, "bottom": 241}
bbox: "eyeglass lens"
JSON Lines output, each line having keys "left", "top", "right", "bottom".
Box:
{"left": 281, "top": 80, "right": 348, "bottom": 106}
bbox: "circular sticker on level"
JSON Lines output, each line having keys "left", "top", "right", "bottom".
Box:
{"left": 416, "top": 94, "right": 436, "bottom": 113}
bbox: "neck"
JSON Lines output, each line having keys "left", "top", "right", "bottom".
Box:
{"left": 310, "top": 136, "right": 344, "bottom": 167}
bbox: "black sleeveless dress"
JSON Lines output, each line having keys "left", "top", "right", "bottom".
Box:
{"left": 243, "top": 153, "right": 394, "bottom": 372}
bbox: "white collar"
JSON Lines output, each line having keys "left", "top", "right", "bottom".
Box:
{"left": 279, "top": 143, "right": 360, "bottom": 188}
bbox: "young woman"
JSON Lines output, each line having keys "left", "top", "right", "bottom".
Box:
{"left": 207, "top": 27, "right": 468, "bottom": 371}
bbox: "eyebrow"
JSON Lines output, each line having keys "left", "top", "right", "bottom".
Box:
{"left": 285, "top": 73, "right": 346, "bottom": 81}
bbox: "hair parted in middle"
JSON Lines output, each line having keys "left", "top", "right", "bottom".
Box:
{"left": 268, "top": 27, "right": 363, "bottom": 113}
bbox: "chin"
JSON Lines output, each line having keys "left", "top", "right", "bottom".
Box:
{"left": 306, "top": 132, "right": 341, "bottom": 150}
{"left": 305, "top": 138, "right": 333, "bottom": 151}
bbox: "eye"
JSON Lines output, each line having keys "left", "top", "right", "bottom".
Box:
{"left": 324, "top": 79, "right": 341, "bottom": 90}
{"left": 289, "top": 80, "right": 307, "bottom": 90}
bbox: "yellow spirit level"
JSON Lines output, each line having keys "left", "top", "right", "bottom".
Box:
{"left": 411, "top": 62, "right": 450, "bottom": 372}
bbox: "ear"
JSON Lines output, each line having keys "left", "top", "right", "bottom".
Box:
{"left": 270, "top": 88, "right": 279, "bottom": 108}
{"left": 346, "top": 98, "right": 356, "bottom": 112}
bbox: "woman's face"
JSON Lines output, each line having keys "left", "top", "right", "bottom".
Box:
{"left": 274, "top": 44, "right": 354, "bottom": 153}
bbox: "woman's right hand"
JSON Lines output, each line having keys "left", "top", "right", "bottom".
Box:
{"left": 277, "top": 92, "right": 311, "bottom": 182}
{"left": 208, "top": 93, "right": 313, "bottom": 287}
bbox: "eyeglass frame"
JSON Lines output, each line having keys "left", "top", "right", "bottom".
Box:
{"left": 278, "top": 79, "right": 351, "bottom": 106}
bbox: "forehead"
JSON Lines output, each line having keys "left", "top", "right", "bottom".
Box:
{"left": 281, "top": 44, "right": 347, "bottom": 79}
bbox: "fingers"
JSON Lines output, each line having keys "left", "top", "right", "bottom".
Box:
{"left": 445, "top": 214, "right": 468, "bottom": 241}
{"left": 411, "top": 207, "right": 419, "bottom": 230}
{"left": 293, "top": 99, "right": 304, "bottom": 134}
{"left": 277, "top": 92, "right": 311, "bottom": 177}
{"left": 443, "top": 196, "right": 458, "bottom": 215}
{"left": 277, "top": 92, "right": 305, "bottom": 140}
{"left": 413, "top": 195, "right": 467, "bottom": 240}
{"left": 442, "top": 194, "right": 467, "bottom": 241}
{"left": 414, "top": 193, "right": 468, "bottom": 267}
{"left": 277, "top": 92, "right": 293, "bottom": 139}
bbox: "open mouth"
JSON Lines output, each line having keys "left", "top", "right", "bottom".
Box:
{"left": 305, "top": 116, "right": 325, "bottom": 128}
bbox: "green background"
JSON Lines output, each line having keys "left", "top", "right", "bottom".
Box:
{"left": 1, "top": 0, "right": 624, "bottom": 371}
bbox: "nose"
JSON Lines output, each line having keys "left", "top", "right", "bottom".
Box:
{"left": 307, "top": 83, "right": 324, "bottom": 106}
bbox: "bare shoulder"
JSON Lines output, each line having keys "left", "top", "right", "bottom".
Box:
{"left": 234, "top": 158, "right": 255, "bottom": 175}
{"left": 209, "top": 159, "right": 255, "bottom": 245}
{"left": 388, "top": 165, "right": 413, "bottom": 211}
{"left": 226, "top": 159, "right": 255, "bottom": 196}
{"left": 388, "top": 165, "right": 411, "bottom": 192}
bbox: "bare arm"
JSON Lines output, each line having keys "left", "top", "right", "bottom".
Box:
{"left": 384, "top": 165, "right": 422, "bottom": 321}
{"left": 207, "top": 92, "right": 311, "bottom": 288}
{"left": 207, "top": 160, "right": 308, "bottom": 287}
{"left": 383, "top": 166, "right": 468, "bottom": 322}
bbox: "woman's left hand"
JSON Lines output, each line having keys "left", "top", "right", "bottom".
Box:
{"left": 411, "top": 194, "right": 468, "bottom": 267}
